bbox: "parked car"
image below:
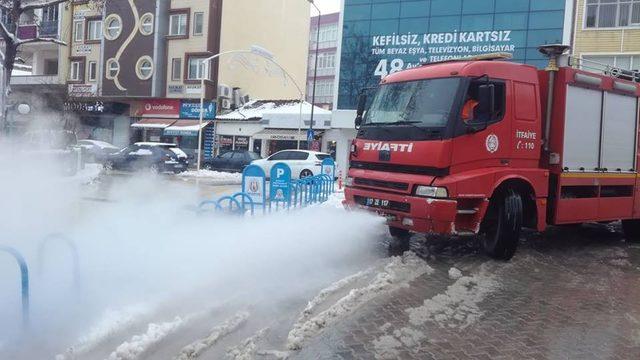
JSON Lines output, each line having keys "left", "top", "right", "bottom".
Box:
{"left": 203, "top": 150, "right": 261, "bottom": 172}
{"left": 78, "top": 139, "right": 120, "bottom": 163}
{"left": 250, "top": 150, "right": 334, "bottom": 179}
{"left": 23, "top": 130, "right": 82, "bottom": 176}
{"left": 105, "top": 142, "right": 189, "bottom": 173}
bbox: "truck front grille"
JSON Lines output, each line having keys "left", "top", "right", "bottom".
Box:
{"left": 354, "top": 178, "right": 409, "bottom": 191}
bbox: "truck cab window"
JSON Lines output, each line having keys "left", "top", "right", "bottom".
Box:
{"left": 464, "top": 80, "right": 506, "bottom": 125}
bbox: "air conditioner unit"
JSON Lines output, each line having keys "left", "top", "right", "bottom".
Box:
{"left": 220, "top": 98, "right": 232, "bottom": 110}
{"left": 218, "top": 84, "right": 232, "bottom": 98}
{"left": 240, "top": 94, "right": 251, "bottom": 105}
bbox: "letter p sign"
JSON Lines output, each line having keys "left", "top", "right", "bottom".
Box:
{"left": 276, "top": 168, "right": 285, "bottom": 178}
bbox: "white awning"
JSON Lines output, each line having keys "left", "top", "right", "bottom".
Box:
{"left": 252, "top": 128, "right": 323, "bottom": 141}
{"left": 164, "top": 120, "right": 211, "bottom": 136}
{"left": 131, "top": 118, "right": 176, "bottom": 129}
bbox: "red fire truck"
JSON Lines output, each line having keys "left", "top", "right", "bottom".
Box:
{"left": 344, "top": 45, "right": 640, "bottom": 260}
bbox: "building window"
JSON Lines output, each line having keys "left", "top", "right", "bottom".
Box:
{"left": 140, "top": 13, "right": 154, "bottom": 35}
{"left": 73, "top": 20, "right": 83, "bottom": 43}
{"left": 171, "top": 58, "right": 182, "bottom": 81}
{"left": 69, "top": 60, "right": 82, "bottom": 81}
{"left": 581, "top": 54, "right": 640, "bottom": 72}
{"left": 87, "top": 19, "right": 102, "bottom": 41}
{"left": 586, "top": 0, "right": 640, "bottom": 28}
{"left": 169, "top": 12, "right": 188, "bottom": 36}
{"left": 106, "top": 58, "right": 119, "bottom": 79}
{"left": 104, "top": 14, "right": 122, "bottom": 40}
{"left": 187, "top": 56, "right": 207, "bottom": 80}
{"left": 88, "top": 61, "right": 97, "bottom": 81}
{"left": 42, "top": 5, "right": 58, "bottom": 22}
{"left": 136, "top": 56, "right": 154, "bottom": 80}
{"left": 193, "top": 12, "right": 204, "bottom": 35}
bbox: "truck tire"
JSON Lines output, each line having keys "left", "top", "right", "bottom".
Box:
{"left": 388, "top": 226, "right": 411, "bottom": 255}
{"left": 621, "top": 220, "right": 640, "bottom": 243}
{"left": 482, "top": 189, "right": 522, "bottom": 260}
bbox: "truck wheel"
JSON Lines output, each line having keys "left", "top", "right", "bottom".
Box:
{"left": 621, "top": 220, "right": 640, "bottom": 243}
{"left": 482, "top": 189, "right": 522, "bottom": 260}
{"left": 388, "top": 226, "right": 411, "bottom": 255}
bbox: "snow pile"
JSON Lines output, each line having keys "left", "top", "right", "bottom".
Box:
{"left": 107, "top": 317, "right": 186, "bottom": 360}
{"left": 174, "top": 311, "right": 249, "bottom": 360}
{"left": 286, "top": 252, "right": 432, "bottom": 350}
{"left": 177, "top": 169, "right": 242, "bottom": 184}
{"left": 56, "top": 304, "right": 152, "bottom": 360}
{"left": 316, "top": 192, "right": 345, "bottom": 209}
{"left": 448, "top": 267, "right": 463, "bottom": 280}
{"left": 373, "top": 327, "right": 427, "bottom": 360}
{"left": 226, "top": 328, "right": 269, "bottom": 360}
{"left": 256, "top": 349, "right": 291, "bottom": 359}
{"left": 406, "top": 271, "right": 499, "bottom": 329}
{"left": 372, "top": 269, "right": 498, "bottom": 359}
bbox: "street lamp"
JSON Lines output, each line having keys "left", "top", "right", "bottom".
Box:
{"left": 307, "top": 0, "right": 321, "bottom": 150}
{"left": 197, "top": 46, "right": 305, "bottom": 171}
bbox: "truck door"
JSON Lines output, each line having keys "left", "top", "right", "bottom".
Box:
{"left": 510, "top": 81, "right": 542, "bottom": 165}
{"left": 450, "top": 79, "right": 511, "bottom": 179}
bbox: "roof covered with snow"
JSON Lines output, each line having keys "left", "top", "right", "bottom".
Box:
{"left": 216, "top": 100, "right": 330, "bottom": 121}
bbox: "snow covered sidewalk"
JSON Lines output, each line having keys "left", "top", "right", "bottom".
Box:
{"left": 176, "top": 170, "right": 242, "bottom": 185}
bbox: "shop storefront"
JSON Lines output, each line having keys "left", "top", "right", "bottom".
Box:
{"left": 64, "top": 100, "right": 130, "bottom": 147}
{"left": 129, "top": 99, "right": 217, "bottom": 161}
{"left": 215, "top": 120, "right": 264, "bottom": 155}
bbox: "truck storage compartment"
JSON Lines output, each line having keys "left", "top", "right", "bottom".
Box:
{"left": 562, "top": 86, "right": 602, "bottom": 171}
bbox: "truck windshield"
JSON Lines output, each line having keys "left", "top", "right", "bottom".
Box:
{"left": 363, "top": 78, "right": 462, "bottom": 127}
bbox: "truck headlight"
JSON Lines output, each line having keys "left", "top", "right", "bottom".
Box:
{"left": 345, "top": 177, "right": 354, "bottom": 187}
{"left": 415, "top": 185, "right": 448, "bottom": 198}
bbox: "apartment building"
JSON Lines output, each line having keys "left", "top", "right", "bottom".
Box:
{"left": 6, "top": 2, "right": 72, "bottom": 130}
{"left": 306, "top": 12, "right": 339, "bottom": 110}
{"left": 66, "top": 0, "right": 309, "bottom": 158}
{"left": 573, "top": 0, "right": 640, "bottom": 75}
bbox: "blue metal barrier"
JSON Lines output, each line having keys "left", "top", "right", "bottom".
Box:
{"left": 0, "top": 246, "right": 29, "bottom": 326}
{"left": 232, "top": 192, "right": 255, "bottom": 215}
{"left": 216, "top": 196, "right": 243, "bottom": 214}
{"left": 38, "top": 233, "right": 80, "bottom": 288}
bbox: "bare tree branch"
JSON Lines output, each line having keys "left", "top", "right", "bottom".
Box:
{"left": 0, "top": 18, "right": 14, "bottom": 43}
{"left": 20, "top": 0, "right": 67, "bottom": 12}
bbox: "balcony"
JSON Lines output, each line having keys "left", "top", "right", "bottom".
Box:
{"left": 2, "top": 21, "right": 59, "bottom": 41}
{"left": 10, "top": 75, "right": 62, "bottom": 86}
{"left": 39, "top": 20, "right": 59, "bottom": 37}
{"left": 309, "top": 40, "right": 338, "bottom": 50}
{"left": 308, "top": 67, "right": 336, "bottom": 77}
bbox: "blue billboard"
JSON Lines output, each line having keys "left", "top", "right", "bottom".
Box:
{"left": 338, "top": 0, "right": 571, "bottom": 109}
{"left": 180, "top": 101, "right": 217, "bottom": 119}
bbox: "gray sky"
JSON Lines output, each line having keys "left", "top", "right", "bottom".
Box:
{"left": 310, "top": 0, "right": 341, "bottom": 15}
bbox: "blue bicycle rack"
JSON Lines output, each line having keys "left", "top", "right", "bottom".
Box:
{"left": 38, "top": 233, "right": 80, "bottom": 288}
{"left": 197, "top": 192, "right": 256, "bottom": 215}
{"left": 231, "top": 192, "right": 256, "bottom": 215}
{"left": 0, "top": 246, "right": 29, "bottom": 326}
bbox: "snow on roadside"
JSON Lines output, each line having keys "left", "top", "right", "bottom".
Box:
{"left": 373, "top": 268, "right": 499, "bottom": 359}
{"left": 56, "top": 304, "right": 152, "bottom": 360}
{"left": 406, "top": 270, "right": 499, "bottom": 329}
{"left": 177, "top": 170, "right": 242, "bottom": 184}
{"left": 286, "top": 252, "right": 433, "bottom": 350}
{"left": 316, "top": 192, "right": 345, "bottom": 209}
{"left": 226, "top": 327, "right": 269, "bottom": 360}
{"left": 173, "top": 311, "right": 249, "bottom": 360}
{"left": 107, "top": 317, "right": 187, "bottom": 360}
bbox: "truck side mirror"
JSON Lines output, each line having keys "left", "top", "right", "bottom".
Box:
{"left": 355, "top": 94, "right": 367, "bottom": 128}
{"left": 477, "top": 84, "right": 495, "bottom": 116}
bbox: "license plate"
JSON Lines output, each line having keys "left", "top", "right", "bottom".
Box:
{"left": 364, "top": 197, "right": 390, "bottom": 208}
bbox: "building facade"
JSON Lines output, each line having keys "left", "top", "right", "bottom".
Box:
{"left": 572, "top": 0, "right": 640, "bottom": 75}
{"left": 6, "top": 2, "right": 72, "bottom": 132}
{"left": 63, "top": 0, "right": 310, "bottom": 159}
{"left": 336, "top": 0, "right": 575, "bottom": 110}
{"left": 307, "top": 12, "right": 340, "bottom": 110}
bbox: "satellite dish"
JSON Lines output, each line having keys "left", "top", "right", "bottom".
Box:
{"left": 17, "top": 103, "right": 30, "bottom": 115}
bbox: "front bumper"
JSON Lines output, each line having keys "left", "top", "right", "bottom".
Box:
{"left": 344, "top": 186, "right": 458, "bottom": 234}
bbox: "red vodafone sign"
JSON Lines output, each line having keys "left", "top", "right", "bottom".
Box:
{"left": 132, "top": 99, "right": 181, "bottom": 117}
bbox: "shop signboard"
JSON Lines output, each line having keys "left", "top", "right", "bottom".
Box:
{"left": 203, "top": 126, "right": 216, "bottom": 160}
{"left": 132, "top": 99, "right": 181, "bottom": 117}
{"left": 270, "top": 163, "right": 292, "bottom": 203}
{"left": 68, "top": 84, "right": 98, "bottom": 98}
{"left": 180, "top": 101, "right": 216, "bottom": 119}
{"left": 338, "top": 0, "right": 571, "bottom": 109}
{"left": 168, "top": 85, "right": 184, "bottom": 94}
{"left": 234, "top": 136, "right": 249, "bottom": 150}
{"left": 242, "top": 165, "right": 266, "bottom": 205}
{"left": 321, "top": 157, "right": 336, "bottom": 178}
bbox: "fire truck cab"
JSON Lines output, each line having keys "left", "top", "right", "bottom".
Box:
{"left": 344, "top": 47, "right": 640, "bottom": 260}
